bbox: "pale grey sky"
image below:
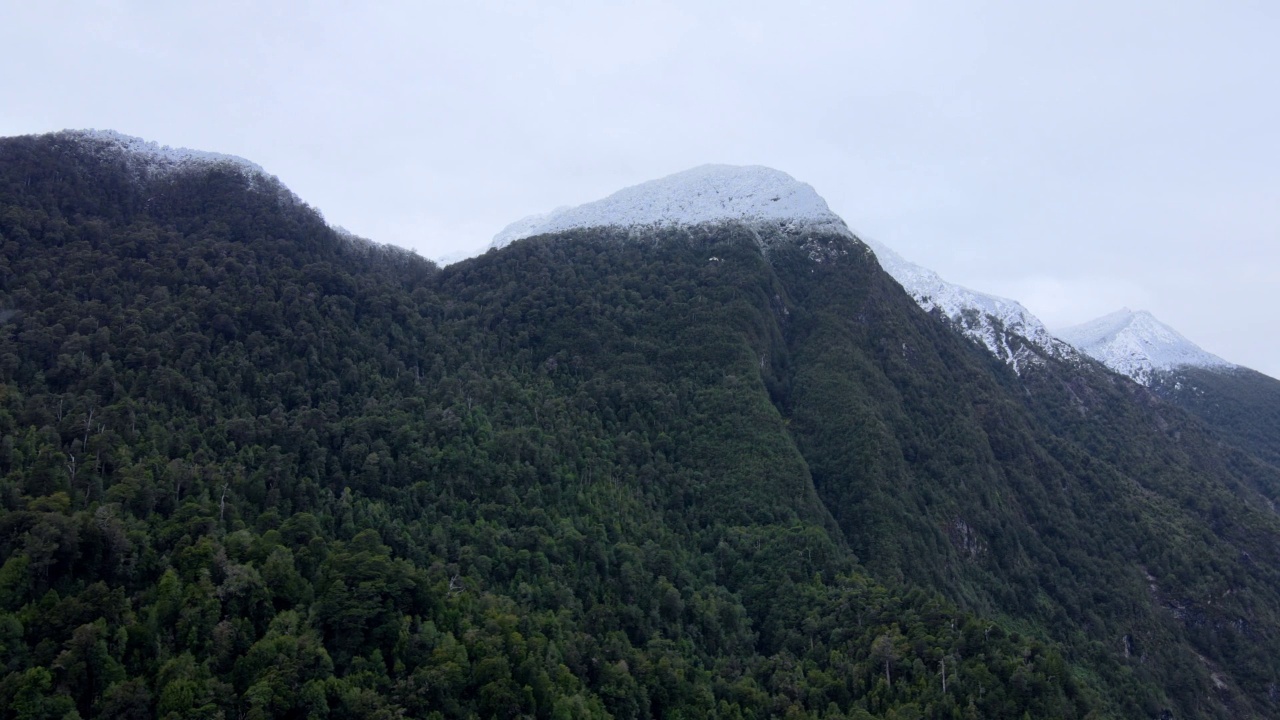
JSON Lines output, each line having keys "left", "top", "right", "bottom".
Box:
{"left": 3, "top": 1, "right": 1277, "bottom": 378}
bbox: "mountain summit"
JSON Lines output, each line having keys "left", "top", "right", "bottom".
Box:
{"left": 491, "top": 164, "right": 1074, "bottom": 373}
{"left": 1056, "top": 308, "right": 1233, "bottom": 385}
{"left": 491, "top": 164, "right": 852, "bottom": 248}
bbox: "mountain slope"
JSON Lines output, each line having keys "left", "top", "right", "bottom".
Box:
{"left": 861, "top": 237, "right": 1070, "bottom": 371}
{"left": 491, "top": 162, "right": 1280, "bottom": 718}
{"left": 771, "top": 239, "right": 1280, "bottom": 719}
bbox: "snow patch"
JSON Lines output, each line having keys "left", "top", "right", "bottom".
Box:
{"left": 491, "top": 164, "right": 852, "bottom": 248}
{"left": 1055, "top": 308, "right": 1234, "bottom": 386}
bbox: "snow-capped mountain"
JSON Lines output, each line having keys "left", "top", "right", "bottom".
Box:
{"left": 491, "top": 164, "right": 1074, "bottom": 371}
{"left": 1055, "top": 308, "right": 1234, "bottom": 386}
{"left": 58, "top": 129, "right": 268, "bottom": 177}
{"left": 491, "top": 164, "right": 853, "bottom": 248}
{"left": 861, "top": 237, "right": 1069, "bottom": 371}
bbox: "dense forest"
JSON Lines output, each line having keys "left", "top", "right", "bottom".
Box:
{"left": 1151, "top": 366, "right": 1280, "bottom": 470}
{"left": 0, "top": 132, "right": 1277, "bottom": 718}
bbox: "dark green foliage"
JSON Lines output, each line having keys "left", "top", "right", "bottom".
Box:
{"left": 769, "top": 238, "right": 1280, "bottom": 718}
{"left": 1152, "top": 366, "right": 1280, "bottom": 471}
{"left": 0, "top": 131, "right": 1274, "bottom": 718}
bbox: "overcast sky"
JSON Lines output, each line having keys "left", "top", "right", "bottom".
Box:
{"left": 3, "top": 2, "right": 1277, "bottom": 378}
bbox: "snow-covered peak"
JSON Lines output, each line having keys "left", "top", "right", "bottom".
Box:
{"left": 863, "top": 237, "right": 1070, "bottom": 372}
{"left": 1055, "top": 308, "right": 1233, "bottom": 386}
{"left": 491, "top": 164, "right": 852, "bottom": 248}
{"left": 58, "top": 129, "right": 267, "bottom": 177}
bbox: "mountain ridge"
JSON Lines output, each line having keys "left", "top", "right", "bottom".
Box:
{"left": 859, "top": 236, "right": 1074, "bottom": 372}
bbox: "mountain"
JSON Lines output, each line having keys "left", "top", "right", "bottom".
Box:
{"left": 4, "top": 132, "right": 1280, "bottom": 718}
{"left": 1056, "top": 308, "right": 1234, "bottom": 387}
{"left": 859, "top": 238, "right": 1070, "bottom": 372}
{"left": 493, "top": 166, "right": 1064, "bottom": 371}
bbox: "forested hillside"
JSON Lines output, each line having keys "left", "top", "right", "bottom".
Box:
{"left": 768, "top": 222, "right": 1280, "bottom": 719}
{"left": 1151, "top": 367, "right": 1280, "bottom": 470}
{"left": 0, "top": 132, "right": 1277, "bottom": 718}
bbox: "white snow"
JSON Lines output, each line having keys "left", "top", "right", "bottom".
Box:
{"left": 491, "top": 164, "right": 852, "bottom": 248}
{"left": 60, "top": 129, "right": 267, "bottom": 176}
{"left": 862, "top": 237, "right": 1070, "bottom": 372}
{"left": 1055, "top": 308, "right": 1234, "bottom": 386}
